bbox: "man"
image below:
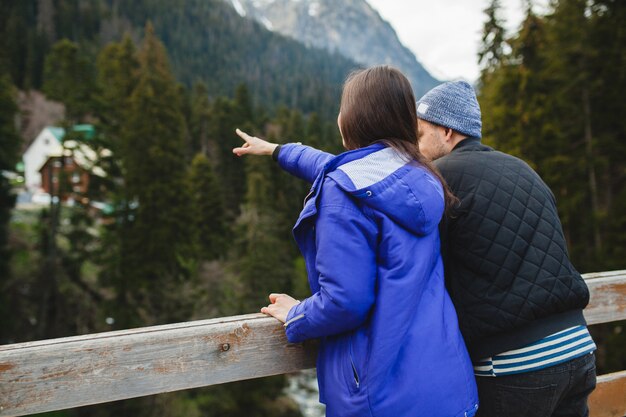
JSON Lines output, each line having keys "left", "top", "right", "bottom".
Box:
{"left": 416, "top": 81, "right": 596, "bottom": 417}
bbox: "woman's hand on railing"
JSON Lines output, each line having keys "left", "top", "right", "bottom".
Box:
{"left": 261, "top": 293, "right": 300, "bottom": 323}
{"left": 233, "top": 128, "right": 278, "bottom": 157}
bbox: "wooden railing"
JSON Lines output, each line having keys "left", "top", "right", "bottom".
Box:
{"left": 1, "top": 271, "right": 625, "bottom": 417}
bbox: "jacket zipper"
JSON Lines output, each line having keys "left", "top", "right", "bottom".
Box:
{"left": 350, "top": 356, "right": 360, "bottom": 389}
{"left": 349, "top": 337, "right": 360, "bottom": 389}
{"left": 303, "top": 188, "right": 314, "bottom": 208}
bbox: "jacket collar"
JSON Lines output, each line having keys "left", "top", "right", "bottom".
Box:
{"left": 323, "top": 142, "right": 387, "bottom": 173}
{"left": 293, "top": 142, "right": 389, "bottom": 230}
{"left": 452, "top": 137, "right": 481, "bottom": 152}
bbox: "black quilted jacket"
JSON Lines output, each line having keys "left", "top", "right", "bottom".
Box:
{"left": 435, "top": 138, "right": 590, "bottom": 361}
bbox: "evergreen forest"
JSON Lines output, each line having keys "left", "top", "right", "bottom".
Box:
{"left": 0, "top": 0, "right": 624, "bottom": 416}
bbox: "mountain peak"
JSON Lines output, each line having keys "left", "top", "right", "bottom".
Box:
{"left": 227, "top": 0, "right": 440, "bottom": 97}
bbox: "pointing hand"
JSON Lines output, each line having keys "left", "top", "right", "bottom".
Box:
{"left": 233, "top": 128, "right": 278, "bottom": 157}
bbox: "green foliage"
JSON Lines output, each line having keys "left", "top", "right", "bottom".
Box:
{"left": 207, "top": 89, "right": 252, "bottom": 215}
{"left": 188, "top": 153, "right": 227, "bottom": 260}
{"left": 0, "top": 72, "right": 20, "bottom": 341}
{"left": 479, "top": 0, "right": 626, "bottom": 272}
{"left": 229, "top": 154, "right": 296, "bottom": 311}
{"left": 3, "top": 203, "right": 105, "bottom": 344}
{"left": 0, "top": 0, "right": 49, "bottom": 89}
{"left": 0, "top": 0, "right": 356, "bottom": 118}
{"left": 1, "top": 213, "right": 40, "bottom": 344}
{"left": 95, "top": 35, "right": 139, "bottom": 142}
{"left": 0, "top": 73, "right": 19, "bottom": 173}
{"left": 3, "top": 2, "right": 343, "bottom": 415}
{"left": 479, "top": 0, "right": 626, "bottom": 375}
{"left": 33, "top": 123, "right": 108, "bottom": 340}
{"left": 43, "top": 39, "right": 95, "bottom": 121}
{"left": 2, "top": 2, "right": 624, "bottom": 415}
{"left": 116, "top": 22, "right": 195, "bottom": 325}
{"left": 118, "top": 0, "right": 354, "bottom": 118}
{"left": 188, "top": 377, "right": 301, "bottom": 417}
{"left": 478, "top": 0, "right": 506, "bottom": 78}
{"left": 93, "top": 36, "right": 144, "bottom": 329}
{"left": 188, "top": 81, "right": 211, "bottom": 157}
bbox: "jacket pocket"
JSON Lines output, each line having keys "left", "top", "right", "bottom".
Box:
{"left": 346, "top": 333, "right": 361, "bottom": 394}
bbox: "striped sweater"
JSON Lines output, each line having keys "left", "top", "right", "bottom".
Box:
{"left": 474, "top": 325, "right": 596, "bottom": 377}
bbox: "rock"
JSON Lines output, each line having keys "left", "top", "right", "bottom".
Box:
{"left": 227, "top": 0, "right": 440, "bottom": 97}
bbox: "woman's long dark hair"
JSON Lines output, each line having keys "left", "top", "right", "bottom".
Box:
{"left": 339, "top": 66, "right": 457, "bottom": 211}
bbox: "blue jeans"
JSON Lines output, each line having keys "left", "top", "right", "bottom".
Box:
{"left": 475, "top": 352, "right": 597, "bottom": 417}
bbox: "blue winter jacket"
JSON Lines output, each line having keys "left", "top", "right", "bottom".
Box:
{"left": 278, "top": 143, "right": 479, "bottom": 417}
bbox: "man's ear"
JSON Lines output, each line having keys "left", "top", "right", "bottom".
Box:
{"left": 443, "top": 127, "right": 454, "bottom": 143}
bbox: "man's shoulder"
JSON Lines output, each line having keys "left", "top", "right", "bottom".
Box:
{"left": 435, "top": 144, "right": 529, "bottom": 173}
{"left": 433, "top": 144, "right": 488, "bottom": 175}
{"left": 435, "top": 146, "right": 545, "bottom": 195}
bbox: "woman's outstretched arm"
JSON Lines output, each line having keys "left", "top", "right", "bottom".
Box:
{"left": 234, "top": 128, "right": 334, "bottom": 183}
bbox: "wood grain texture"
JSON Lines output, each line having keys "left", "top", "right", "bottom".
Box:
{"left": 0, "top": 271, "right": 624, "bottom": 416}
{"left": 584, "top": 271, "right": 626, "bottom": 325}
{"left": 589, "top": 371, "right": 626, "bottom": 417}
{"left": 583, "top": 270, "right": 626, "bottom": 281}
{"left": 0, "top": 314, "right": 317, "bottom": 416}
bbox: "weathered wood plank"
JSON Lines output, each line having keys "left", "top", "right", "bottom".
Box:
{"left": 583, "top": 270, "right": 626, "bottom": 281}
{"left": 0, "top": 314, "right": 317, "bottom": 417}
{"left": 0, "top": 270, "right": 624, "bottom": 416}
{"left": 589, "top": 371, "right": 626, "bottom": 417}
{"left": 584, "top": 271, "right": 626, "bottom": 325}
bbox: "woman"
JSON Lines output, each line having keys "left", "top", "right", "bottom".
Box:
{"left": 233, "top": 66, "right": 478, "bottom": 417}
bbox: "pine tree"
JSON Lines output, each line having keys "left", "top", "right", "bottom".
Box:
{"left": 587, "top": 0, "right": 626, "bottom": 269}
{"left": 478, "top": 0, "right": 507, "bottom": 82}
{"left": 479, "top": 0, "right": 626, "bottom": 272}
{"left": 542, "top": 0, "right": 604, "bottom": 266}
{"left": 508, "top": 5, "right": 551, "bottom": 162}
{"left": 231, "top": 155, "right": 295, "bottom": 311}
{"left": 207, "top": 86, "right": 256, "bottom": 216}
{"left": 217, "top": 147, "right": 301, "bottom": 417}
{"left": 93, "top": 36, "right": 143, "bottom": 331}
{"left": 477, "top": 0, "right": 516, "bottom": 153}
{"left": 117, "top": 22, "right": 194, "bottom": 325}
{"left": 42, "top": 39, "right": 94, "bottom": 121}
{"left": 189, "top": 81, "right": 211, "bottom": 157}
{"left": 188, "top": 153, "right": 227, "bottom": 260}
{"left": 306, "top": 112, "right": 323, "bottom": 149}
{"left": 234, "top": 83, "right": 254, "bottom": 123}
{"left": 0, "top": 72, "right": 20, "bottom": 340}
{"left": 95, "top": 35, "right": 139, "bottom": 143}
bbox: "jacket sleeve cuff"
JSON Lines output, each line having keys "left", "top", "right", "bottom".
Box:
{"left": 272, "top": 144, "right": 282, "bottom": 162}
{"left": 285, "top": 301, "right": 302, "bottom": 323}
{"left": 284, "top": 300, "right": 307, "bottom": 343}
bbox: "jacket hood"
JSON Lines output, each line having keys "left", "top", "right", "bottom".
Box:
{"left": 325, "top": 144, "right": 444, "bottom": 236}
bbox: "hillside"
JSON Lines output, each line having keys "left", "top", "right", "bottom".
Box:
{"left": 228, "top": 0, "right": 440, "bottom": 97}
{"left": 1, "top": 0, "right": 361, "bottom": 118}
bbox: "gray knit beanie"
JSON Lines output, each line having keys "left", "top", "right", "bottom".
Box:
{"left": 416, "top": 81, "right": 482, "bottom": 138}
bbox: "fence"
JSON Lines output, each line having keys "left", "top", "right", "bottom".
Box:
{"left": 1, "top": 270, "right": 625, "bottom": 417}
